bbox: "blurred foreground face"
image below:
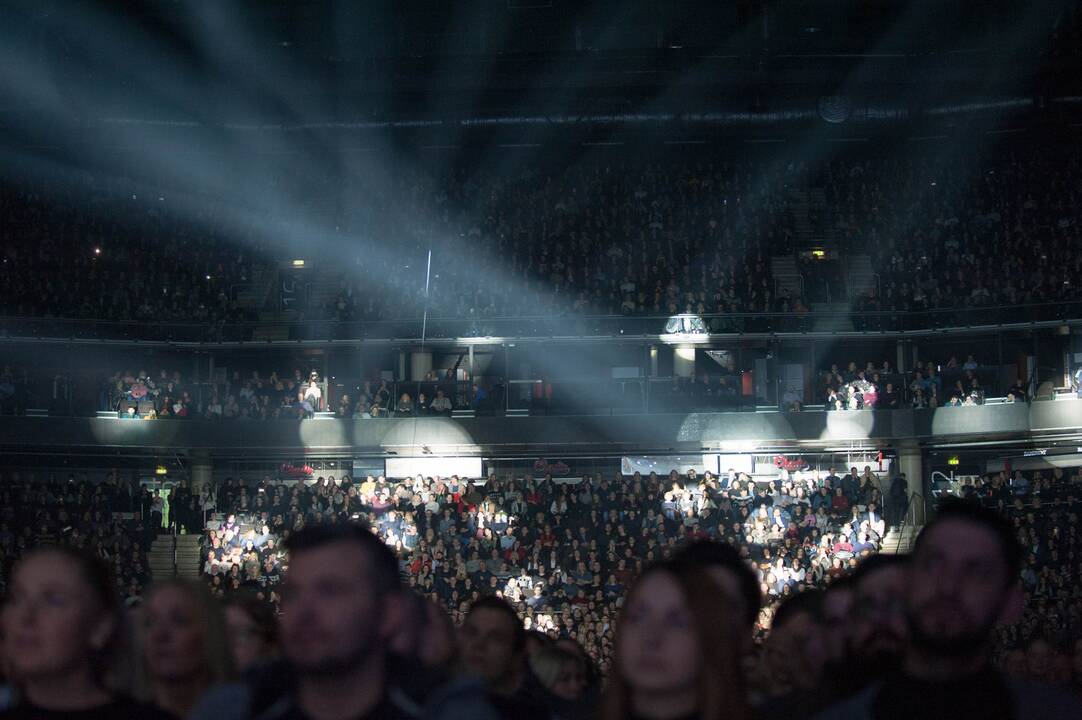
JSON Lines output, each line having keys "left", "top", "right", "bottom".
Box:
{"left": 225, "top": 605, "right": 270, "bottom": 673}
{"left": 703, "top": 566, "right": 750, "bottom": 644}
{"left": 460, "top": 607, "right": 519, "bottom": 685}
{"left": 1004, "top": 649, "right": 1027, "bottom": 677}
{"left": 851, "top": 566, "right": 908, "bottom": 664}
{"left": 766, "top": 611, "right": 825, "bottom": 691}
{"left": 617, "top": 572, "right": 699, "bottom": 697}
{"left": 280, "top": 541, "right": 381, "bottom": 674}
{"left": 550, "top": 658, "right": 587, "bottom": 701}
{"left": 821, "top": 588, "right": 854, "bottom": 663}
{"left": 1026, "top": 639, "right": 1052, "bottom": 679}
{"left": 419, "top": 600, "right": 455, "bottom": 668}
{"left": 906, "top": 520, "right": 1010, "bottom": 654}
{"left": 145, "top": 586, "right": 206, "bottom": 682}
{"left": 1, "top": 553, "right": 107, "bottom": 681}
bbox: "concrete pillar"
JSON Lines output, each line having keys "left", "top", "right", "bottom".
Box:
{"left": 397, "top": 351, "right": 407, "bottom": 382}
{"left": 674, "top": 346, "right": 696, "bottom": 378}
{"left": 410, "top": 352, "right": 433, "bottom": 381}
{"left": 190, "top": 450, "right": 213, "bottom": 497}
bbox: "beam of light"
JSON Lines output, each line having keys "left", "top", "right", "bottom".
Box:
{"left": 818, "top": 409, "right": 875, "bottom": 442}
{"left": 0, "top": 2, "right": 562, "bottom": 331}
{"left": 357, "top": 416, "right": 478, "bottom": 456}
{"left": 421, "top": 249, "right": 433, "bottom": 346}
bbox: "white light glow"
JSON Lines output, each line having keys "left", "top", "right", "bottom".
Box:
{"left": 720, "top": 439, "right": 759, "bottom": 453}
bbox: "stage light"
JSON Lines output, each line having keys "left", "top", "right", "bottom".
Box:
{"left": 94, "top": 247, "right": 101, "bottom": 255}
{"left": 292, "top": 259, "right": 306, "bottom": 267}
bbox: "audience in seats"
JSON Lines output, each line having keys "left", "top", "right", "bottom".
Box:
{"left": 0, "top": 470, "right": 154, "bottom": 605}
{"left": 821, "top": 355, "right": 1002, "bottom": 409}
{"left": 6, "top": 147, "right": 1082, "bottom": 334}
{"left": 100, "top": 366, "right": 480, "bottom": 421}
{"left": 198, "top": 465, "right": 893, "bottom": 671}
{"left": 1, "top": 461, "right": 1082, "bottom": 719}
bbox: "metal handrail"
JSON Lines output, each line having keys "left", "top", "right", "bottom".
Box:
{"left": 228, "top": 283, "right": 253, "bottom": 301}
{"left": 171, "top": 515, "right": 178, "bottom": 578}
{"left": 773, "top": 274, "right": 805, "bottom": 300}
{"left": 1, "top": 299, "right": 1082, "bottom": 344}
{"left": 904, "top": 490, "right": 926, "bottom": 528}
{"left": 846, "top": 271, "right": 880, "bottom": 301}
{"left": 2, "top": 299, "right": 1081, "bottom": 328}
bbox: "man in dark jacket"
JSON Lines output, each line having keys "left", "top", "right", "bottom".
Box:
{"left": 885, "top": 475, "right": 908, "bottom": 529}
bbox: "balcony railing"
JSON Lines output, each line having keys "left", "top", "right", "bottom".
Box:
{"left": 1, "top": 301, "right": 1080, "bottom": 344}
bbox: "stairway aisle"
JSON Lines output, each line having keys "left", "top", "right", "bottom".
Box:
{"left": 148, "top": 533, "right": 203, "bottom": 581}
{"left": 880, "top": 524, "right": 918, "bottom": 555}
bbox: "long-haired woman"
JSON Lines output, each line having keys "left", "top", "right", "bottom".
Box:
{"left": 601, "top": 560, "right": 753, "bottom": 720}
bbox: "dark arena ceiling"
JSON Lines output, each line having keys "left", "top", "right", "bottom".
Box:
{"left": 1, "top": 0, "right": 1078, "bottom": 131}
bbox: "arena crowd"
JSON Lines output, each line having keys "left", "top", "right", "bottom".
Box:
{"left": 1, "top": 465, "right": 1081, "bottom": 720}
{"left": 101, "top": 367, "right": 475, "bottom": 420}
{"left": 3, "top": 146, "right": 1081, "bottom": 333}
{"left": 818, "top": 354, "right": 1018, "bottom": 409}
{"left": 197, "top": 464, "right": 897, "bottom": 670}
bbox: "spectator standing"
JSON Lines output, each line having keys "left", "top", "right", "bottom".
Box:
{"left": 150, "top": 490, "right": 164, "bottom": 534}
{"left": 880, "top": 383, "right": 899, "bottom": 410}
{"left": 885, "top": 475, "right": 909, "bottom": 530}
